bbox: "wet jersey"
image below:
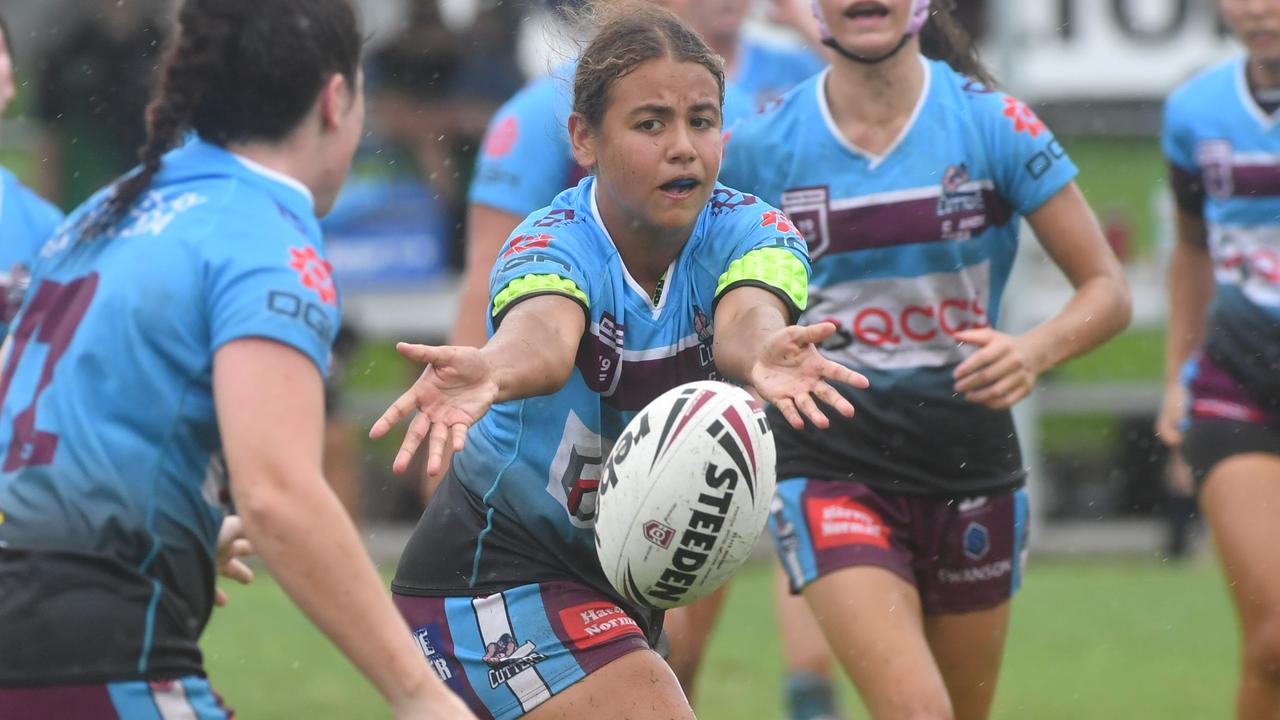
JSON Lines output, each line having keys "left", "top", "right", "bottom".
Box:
{"left": 394, "top": 177, "right": 808, "bottom": 632}
{"left": 0, "top": 167, "right": 64, "bottom": 335}
{"left": 720, "top": 57, "right": 1078, "bottom": 495}
{"left": 1164, "top": 56, "right": 1280, "bottom": 411}
{"left": 0, "top": 138, "right": 339, "bottom": 683}
{"left": 468, "top": 61, "right": 760, "bottom": 219}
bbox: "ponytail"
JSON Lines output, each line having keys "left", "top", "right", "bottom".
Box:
{"left": 919, "top": 0, "right": 996, "bottom": 88}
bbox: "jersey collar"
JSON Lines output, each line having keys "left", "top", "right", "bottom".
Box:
{"left": 230, "top": 152, "right": 316, "bottom": 212}
{"left": 815, "top": 54, "right": 932, "bottom": 170}
{"left": 1236, "top": 55, "right": 1280, "bottom": 131}
{"left": 588, "top": 179, "right": 676, "bottom": 320}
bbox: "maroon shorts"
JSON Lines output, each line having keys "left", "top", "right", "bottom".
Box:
{"left": 393, "top": 581, "right": 650, "bottom": 720}
{"left": 769, "top": 479, "right": 1029, "bottom": 614}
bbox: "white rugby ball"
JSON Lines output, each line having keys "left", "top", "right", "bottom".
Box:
{"left": 595, "top": 380, "right": 776, "bottom": 610}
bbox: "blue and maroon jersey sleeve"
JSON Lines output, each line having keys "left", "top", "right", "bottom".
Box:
{"left": 1163, "top": 86, "right": 1207, "bottom": 218}
{"left": 970, "top": 86, "right": 1078, "bottom": 217}
{"left": 204, "top": 202, "right": 340, "bottom": 374}
{"left": 487, "top": 200, "right": 594, "bottom": 330}
{"left": 468, "top": 69, "right": 580, "bottom": 218}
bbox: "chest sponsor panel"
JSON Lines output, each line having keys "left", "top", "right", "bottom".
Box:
{"left": 805, "top": 262, "right": 992, "bottom": 370}
{"left": 574, "top": 309, "right": 719, "bottom": 412}
{"left": 1209, "top": 224, "right": 1280, "bottom": 308}
{"left": 1196, "top": 143, "right": 1280, "bottom": 200}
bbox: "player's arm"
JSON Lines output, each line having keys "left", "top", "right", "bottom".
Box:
{"left": 450, "top": 204, "right": 524, "bottom": 348}
{"left": 215, "top": 338, "right": 476, "bottom": 720}
{"left": 954, "top": 182, "right": 1131, "bottom": 408}
{"left": 1157, "top": 182, "right": 1213, "bottom": 444}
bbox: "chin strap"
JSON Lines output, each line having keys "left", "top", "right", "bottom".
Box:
{"left": 821, "top": 33, "right": 912, "bottom": 64}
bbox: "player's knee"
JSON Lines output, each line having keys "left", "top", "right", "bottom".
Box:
{"left": 1243, "top": 614, "right": 1280, "bottom": 686}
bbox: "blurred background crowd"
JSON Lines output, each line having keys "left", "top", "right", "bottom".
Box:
{"left": 0, "top": 0, "right": 1232, "bottom": 559}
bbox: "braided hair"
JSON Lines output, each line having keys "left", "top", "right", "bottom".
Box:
{"left": 919, "top": 0, "right": 996, "bottom": 87}
{"left": 84, "top": 0, "right": 362, "bottom": 240}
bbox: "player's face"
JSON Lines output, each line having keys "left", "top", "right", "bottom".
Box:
{"left": 817, "top": 0, "right": 914, "bottom": 57}
{"left": 586, "top": 57, "right": 722, "bottom": 236}
{"left": 1222, "top": 0, "right": 1280, "bottom": 63}
{"left": 316, "top": 68, "right": 365, "bottom": 217}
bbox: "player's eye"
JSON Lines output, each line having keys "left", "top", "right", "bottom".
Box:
{"left": 636, "top": 119, "right": 664, "bottom": 132}
{"left": 690, "top": 116, "right": 717, "bottom": 130}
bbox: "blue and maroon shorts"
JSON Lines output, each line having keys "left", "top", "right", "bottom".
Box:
{"left": 769, "top": 478, "right": 1029, "bottom": 614}
{"left": 1181, "top": 353, "right": 1280, "bottom": 483}
{"left": 393, "top": 581, "right": 650, "bottom": 720}
{"left": 0, "top": 677, "right": 232, "bottom": 719}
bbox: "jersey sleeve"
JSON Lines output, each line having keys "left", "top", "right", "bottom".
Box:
{"left": 487, "top": 209, "right": 592, "bottom": 331}
{"left": 468, "top": 75, "right": 576, "bottom": 218}
{"left": 204, "top": 215, "right": 340, "bottom": 375}
{"left": 1162, "top": 87, "right": 1206, "bottom": 217}
{"left": 18, "top": 187, "right": 66, "bottom": 258}
{"left": 709, "top": 187, "right": 811, "bottom": 321}
{"left": 972, "top": 88, "right": 1078, "bottom": 216}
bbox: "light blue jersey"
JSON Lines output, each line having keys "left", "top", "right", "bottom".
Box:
{"left": 0, "top": 138, "right": 339, "bottom": 681}
{"left": 0, "top": 167, "right": 64, "bottom": 334}
{"left": 1164, "top": 56, "right": 1280, "bottom": 406}
{"left": 394, "top": 178, "right": 808, "bottom": 626}
{"left": 468, "top": 60, "right": 764, "bottom": 220}
{"left": 721, "top": 58, "right": 1078, "bottom": 494}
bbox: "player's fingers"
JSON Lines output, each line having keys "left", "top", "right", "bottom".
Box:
{"left": 952, "top": 340, "right": 1007, "bottom": 382}
{"left": 966, "top": 372, "right": 1027, "bottom": 408}
{"left": 370, "top": 389, "right": 420, "bottom": 440}
{"left": 394, "top": 342, "right": 447, "bottom": 366}
{"left": 425, "top": 420, "right": 452, "bottom": 479}
{"left": 217, "top": 515, "right": 243, "bottom": 548}
{"left": 954, "top": 353, "right": 1020, "bottom": 394}
{"left": 1155, "top": 413, "right": 1184, "bottom": 446}
{"left": 793, "top": 391, "right": 829, "bottom": 430}
{"left": 794, "top": 321, "right": 838, "bottom": 346}
{"left": 451, "top": 423, "right": 469, "bottom": 453}
{"left": 227, "top": 538, "right": 254, "bottom": 559}
{"left": 821, "top": 360, "right": 869, "bottom": 390}
{"left": 951, "top": 327, "right": 994, "bottom": 346}
{"left": 813, "top": 381, "right": 855, "bottom": 418}
{"left": 215, "top": 587, "right": 228, "bottom": 608}
{"left": 392, "top": 412, "right": 431, "bottom": 474}
{"left": 222, "top": 558, "right": 254, "bottom": 585}
{"left": 775, "top": 397, "right": 804, "bottom": 430}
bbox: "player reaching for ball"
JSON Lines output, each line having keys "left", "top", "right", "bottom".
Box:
{"left": 0, "top": 2, "right": 475, "bottom": 718}
{"left": 371, "top": 4, "right": 865, "bottom": 718}
{"left": 1157, "top": 2, "right": 1280, "bottom": 717}
{"left": 718, "top": 1, "right": 1131, "bottom": 718}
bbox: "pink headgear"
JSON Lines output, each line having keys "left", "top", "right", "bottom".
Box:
{"left": 811, "top": 0, "right": 932, "bottom": 41}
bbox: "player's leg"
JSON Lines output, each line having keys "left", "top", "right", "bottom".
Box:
{"left": 770, "top": 478, "right": 952, "bottom": 720}
{"left": 526, "top": 649, "right": 694, "bottom": 720}
{"left": 775, "top": 564, "right": 842, "bottom": 720}
{"left": 804, "top": 566, "right": 953, "bottom": 720}
{"left": 1198, "top": 453, "right": 1280, "bottom": 720}
{"left": 916, "top": 487, "right": 1027, "bottom": 720}
{"left": 922, "top": 603, "right": 1010, "bottom": 720}
{"left": 662, "top": 582, "right": 730, "bottom": 702}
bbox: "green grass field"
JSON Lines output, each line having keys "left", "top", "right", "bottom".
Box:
{"left": 203, "top": 556, "right": 1238, "bottom": 719}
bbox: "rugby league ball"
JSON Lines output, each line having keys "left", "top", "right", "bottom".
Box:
{"left": 595, "top": 380, "right": 776, "bottom": 609}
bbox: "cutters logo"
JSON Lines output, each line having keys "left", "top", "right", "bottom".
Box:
{"left": 943, "top": 163, "right": 970, "bottom": 193}
{"left": 644, "top": 520, "right": 676, "bottom": 549}
{"left": 693, "top": 305, "right": 714, "bottom": 367}
{"left": 1002, "top": 96, "right": 1046, "bottom": 138}
{"left": 804, "top": 497, "right": 889, "bottom": 550}
{"left": 483, "top": 116, "right": 519, "bottom": 159}
{"left": 412, "top": 624, "right": 454, "bottom": 681}
{"left": 501, "top": 233, "right": 553, "bottom": 259}
{"left": 1197, "top": 140, "right": 1234, "bottom": 199}
{"left": 288, "top": 245, "right": 337, "bottom": 306}
{"left": 761, "top": 209, "right": 798, "bottom": 235}
{"left": 936, "top": 163, "right": 985, "bottom": 217}
{"left": 558, "top": 602, "right": 641, "bottom": 650}
{"left": 482, "top": 632, "right": 547, "bottom": 689}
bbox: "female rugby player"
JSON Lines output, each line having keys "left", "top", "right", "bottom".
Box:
{"left": 0, "top": 1, "right": 473, "bottom": 717}
{"left": 720, "top": 1, "right": 1131, "bottom": 718}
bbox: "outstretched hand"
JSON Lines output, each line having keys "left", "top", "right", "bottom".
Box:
{"left": 215, "top": 515, "right": 254, "bottom": 607}
{"left": 751, "top": 322, "right": 869, "bottom": 430}
{"left": 369, "top": 343, "right": 498, "bottom": 477}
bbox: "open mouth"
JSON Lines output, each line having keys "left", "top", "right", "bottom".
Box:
{"left": 659, "top": 177, "right": 701, "bottom": 198}
{"left": 845, "top": 1, "right": 889, "bottom": 20}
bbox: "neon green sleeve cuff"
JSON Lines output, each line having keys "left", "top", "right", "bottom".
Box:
{"left": 491, "top": 274, "right": 588, "bottom": 318}
{"left": 715, "top": 247, "right": 808, "bottom": 311}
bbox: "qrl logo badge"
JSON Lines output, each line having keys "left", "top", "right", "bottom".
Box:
{"left": 643, "top": 520, "right": 675, "bottom": 549}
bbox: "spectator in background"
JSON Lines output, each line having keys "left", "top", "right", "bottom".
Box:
{"left": 34, "top": 0, "right": 165, "bottom": 209}
{"left": 0, "top": 14, "right": 63, "bottom": 336}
